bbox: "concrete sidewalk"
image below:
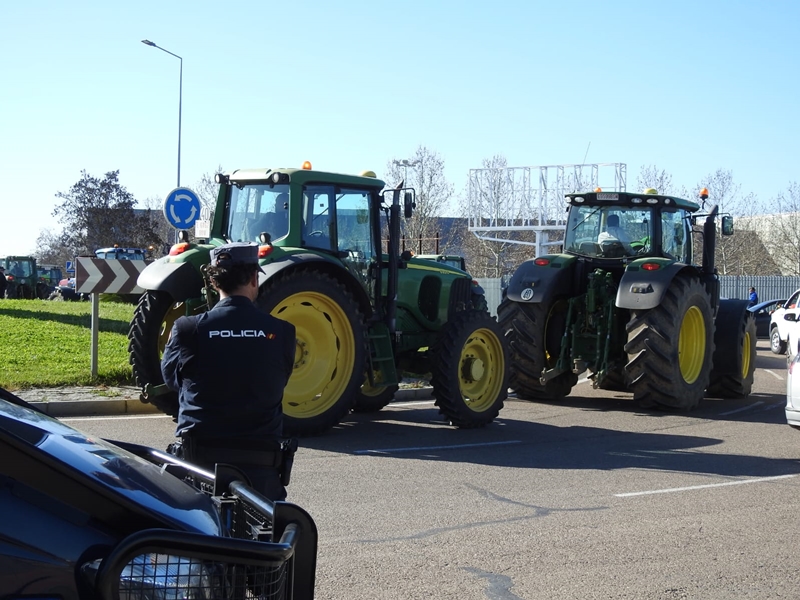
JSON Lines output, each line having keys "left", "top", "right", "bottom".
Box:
{"left": 16, "top": 385, "right": 435, "bottom": 418}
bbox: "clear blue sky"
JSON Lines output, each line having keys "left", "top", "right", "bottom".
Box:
{"left": 2, "top": 0, "right": 798, "bottom": 257}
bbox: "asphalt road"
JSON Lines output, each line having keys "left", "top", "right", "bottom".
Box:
{"left": 66, "top": 340, "right": 800, "bottom": 600}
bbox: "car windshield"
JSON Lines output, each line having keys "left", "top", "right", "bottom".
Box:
{"left": 227, "top": 184, "right": 290, "bottom": 243}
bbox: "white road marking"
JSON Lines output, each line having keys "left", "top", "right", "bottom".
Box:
{"left": 719, "top": 401, "right": 764, "bottom": 416}
{"left": 615, "top": 474, "right": 796, "bottom": 497}
{"left": 60, "top": 414, "right": 170, "bottom": 422}
{"left": 764, "top": 369, "right": 785, "bottom": 380}
{"left": 355, "top": 440, "right": 522, "bottom": 455}
{"left": 391, "top": 400, "right": 435, "bottom": 407}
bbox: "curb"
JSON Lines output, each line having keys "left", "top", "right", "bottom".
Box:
{"left": 30, "top": 387, "right": 435, "bottom": 418}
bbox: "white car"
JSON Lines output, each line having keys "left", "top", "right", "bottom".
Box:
{"left": 769, "top": 289, "right": 800, "bottom": 354}
{"left": 787, "top": 352, "right": 800, "bottom": 428}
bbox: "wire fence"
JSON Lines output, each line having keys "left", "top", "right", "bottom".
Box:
{"left": 476, "top": 275, "right": 800, "bottom": 316}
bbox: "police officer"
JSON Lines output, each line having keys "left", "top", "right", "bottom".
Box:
{"left": 161, "top": 242, "right": 296, "bottom": 500}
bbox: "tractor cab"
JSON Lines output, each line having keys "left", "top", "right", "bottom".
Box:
{"left": 563, "top": 190, "right": 697, "bottom": 264}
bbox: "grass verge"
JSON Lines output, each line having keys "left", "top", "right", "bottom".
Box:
{"left": 0, "top": 299, "right": 135, "bottom": 390}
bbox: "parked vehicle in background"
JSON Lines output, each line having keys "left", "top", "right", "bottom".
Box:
{"left": 0, "top": 387, "right": 318, "bottom": 600}
{"left": 748, "top": 298, "right": 785, "bottom": 338}
{"left": 769, "top": 290, "right": 800, "bottom": 354}
{"left": 786, "top": 352, "right": 800, "bottom": 429}
{"left": 50, "top": 277, "right": 88, "bottom": 302}
{"left": 1, "top": 256, "right": 50, "bottom": 299}
{"left": 95, "top": 246, "right": 148, "bottom": 260}
{"left": 37, "top": 264, "right": 63, "bottom": 288}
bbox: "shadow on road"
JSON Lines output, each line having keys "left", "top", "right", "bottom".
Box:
{"left": 299, "top": 400, "right": 800, "bottom": 480}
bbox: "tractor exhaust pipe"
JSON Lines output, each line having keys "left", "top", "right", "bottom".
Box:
{"left": 702, "top": 203, "right": 719, "bottom": 275}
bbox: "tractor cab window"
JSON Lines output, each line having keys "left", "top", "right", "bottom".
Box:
{"left": 565, "top": 206, "right": 653, "bottom": 259}
{"left": 660, "top": 208, "right": 691, "bottom": 262}
{"left": 301, "top": 185, "right": 375, "bottom": 276}
{"left": 227, "top": 184, "right": 290, "bottom": 243}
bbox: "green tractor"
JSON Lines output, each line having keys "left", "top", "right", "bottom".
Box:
{"left": 128, "top": 164, "right": 508, "bottom": 435}
{"left": 498, "top": 188, "right": 756, "bottom": 409}
{"left": 2, "top": 256, "right": 49, "bottom": 299}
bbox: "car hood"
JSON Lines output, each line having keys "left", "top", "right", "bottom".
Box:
{"left": 0, "top": 392, "right": 222, "bottom": 535}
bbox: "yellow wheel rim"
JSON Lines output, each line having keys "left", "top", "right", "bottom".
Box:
{"left": 458, "top": 327, "right": 506, "bottom": 412}
{"left": 678, "top": 305, "right": 706, "bottom": 384}
{"left": 741, "top": 331, "right": 752, "bottom": 378}
{"left": 157, "top": 301, "right": 185, "bottom": 357}
{"left": 272, "top": 291, "right": 357, "bottom": 418}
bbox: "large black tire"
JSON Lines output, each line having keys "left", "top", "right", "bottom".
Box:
{"left": 257, "top": 270, "right": 366, "bottom": 436}
{"left": 431, "top": 310, "right": 508, "bottom": 427}
{"left": 352, "top": 378, "right": 399, "bottom": 413}
{"left": 498, "top": 296, "right": 577, "bottom": 401}
{"left": 128, "top": 291, "right": 184, "bottom": 417}
{"left": 707, "top": 301, "right": 757, "bottom": 398}
{"left": 624, "top": 276, "right": 714, "bottom": 409}
{"left": 770, "top": 326, "right": 787, "bottom": 355}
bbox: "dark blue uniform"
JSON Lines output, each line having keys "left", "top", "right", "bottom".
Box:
{"left": 162, "top": 295, "right": 295, "bottom": 498}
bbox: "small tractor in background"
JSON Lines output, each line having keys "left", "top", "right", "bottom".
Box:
{"left": 129, "top": 163, "right": 508, "bottom": 436}
{"left": 1, "top": 256, "right": 50, "bottom": 299}
{"left": 499, "top": 188, "right": 756, "bottom": 409}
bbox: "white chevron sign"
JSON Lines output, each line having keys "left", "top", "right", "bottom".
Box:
{"left": 75, "top": 258, "right": 149, "bottom": 294}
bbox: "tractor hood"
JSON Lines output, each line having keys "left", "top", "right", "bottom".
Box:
{"left": 0, "top": 390, "right": 222, "bottom": 535}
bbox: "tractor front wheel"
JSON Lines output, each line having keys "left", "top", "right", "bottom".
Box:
{"left": 128, "top": 291, "right": 185, "bottom": 417}
{"left": 498, "top": 296, "right": 577, "bottom": 401}
{"left": 431, "top": 310, "right": 508, "bottom": 428}
{"left": 257, "top": 270, "right": 366, "bottom": 436}
{"left": 624, "top": 276, "right": 714, "bottom": 409}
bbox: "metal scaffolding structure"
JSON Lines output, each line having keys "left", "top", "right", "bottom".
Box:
{"left": 467, "top": 162, "right": 627, "bottom": 257}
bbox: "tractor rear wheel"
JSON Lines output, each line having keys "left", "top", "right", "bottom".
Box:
{"left": 257, "top": 270, "right": 366, "bottom": 436}
{"left": 706, "top": 301, "right": 757, "bottom": 398}
{"left": 128, "top": 291, "right": 184, "bottom": 417}
{"left": 498, "top": 296, "right": 577, "bottom": 401}
{"left": 431, "top": 310, "right": 507, "bottom": 427}
{"left": 624, "top": 276, "right": 714, "bottom": 409}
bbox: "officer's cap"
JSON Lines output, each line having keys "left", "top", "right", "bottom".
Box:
{"left": 210, "top": 243, "right": 265, "bottom": 272}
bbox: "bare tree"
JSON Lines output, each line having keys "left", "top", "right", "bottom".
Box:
{"left": 635, "top": 165, "right": 686, "bottom": 196}
{"left": 194, "top": 165, "right": 223, "bottom": 212}
{"left": 763, "top": 182, "right": 800, "bottom": 275}
{"left": 693, "top": 169, "right": 765, "bottom": 275}
{"left": 385, "top": 146, "right": 452, "bottom": 254}
{"left": 34, "top": 229, "right": 73, "bottom": 267}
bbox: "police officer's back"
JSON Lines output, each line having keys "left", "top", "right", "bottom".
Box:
{"left": 161, "top": 242, "right": 296, "bottom": 500}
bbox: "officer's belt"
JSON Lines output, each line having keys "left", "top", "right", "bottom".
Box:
{"left": 183, "top": 438, "right": 283, "bottom": 468}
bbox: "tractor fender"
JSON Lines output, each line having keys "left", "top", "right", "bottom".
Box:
{"left": 137, "top": 260, "right": 204, "bottom": 302}
{"left": 505, "top": 255, "right": 577, "bottom": 305}
{"left": 616, "top": 262, "right": 697, "bottom": 310}
{"left": 260, "top": 252, "right": 373, "bottom": 317}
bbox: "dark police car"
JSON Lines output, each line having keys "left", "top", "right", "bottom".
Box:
{"left": 0, "top": 388, "right": 317, "bottom": 600}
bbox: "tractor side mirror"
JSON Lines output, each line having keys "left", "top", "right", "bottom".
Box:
{"left": 721, "top": 215, "right": 734, "bottom": 236}
{"left": 404, "top": 191, "right": 415, "bottom": 219}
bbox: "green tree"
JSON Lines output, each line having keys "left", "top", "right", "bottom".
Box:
{"left": 52, "top": 170, "right": 164, "bottom": 255}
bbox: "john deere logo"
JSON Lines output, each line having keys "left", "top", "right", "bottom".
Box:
{"left": 521, "top": 288, "right": 534, "bottom": 301}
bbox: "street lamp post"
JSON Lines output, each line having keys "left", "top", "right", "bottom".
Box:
{"left": 141, "top": 39, "right": 182, "bottom": 188}
{"left": 392, "top": 158, "right": 420, "bottom": 186}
